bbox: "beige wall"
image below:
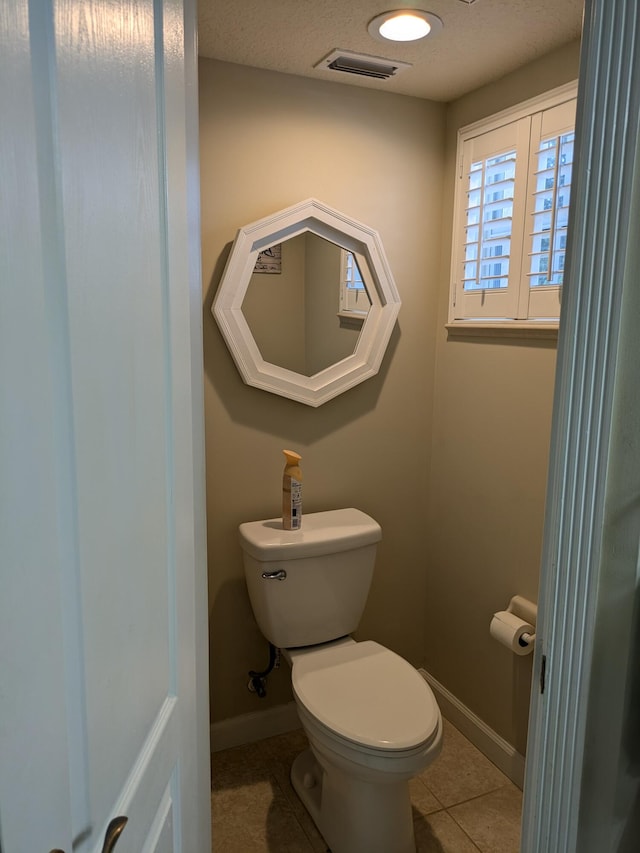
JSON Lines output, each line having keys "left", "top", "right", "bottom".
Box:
{"left": 200, "top": 43, "right": 581, "bottom": 747}
{"left": 304, "top": 237, "right": 358, "bottom": 376}
{"left": 200, "top": 59, "right": 445, "bottom": 723}
{"left": 243, "top": 237, "right": 306, "bottom": 372}
{"left": 427, "top": 40, "right": 582, "bottom": 753}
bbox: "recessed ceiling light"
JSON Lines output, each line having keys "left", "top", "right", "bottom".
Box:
{"left": 368, "top": 10, "right": 444, "bottom": 43}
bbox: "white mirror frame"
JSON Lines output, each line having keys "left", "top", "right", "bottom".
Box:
{"left": 212, "top": 198, "right": 401, "bottom": 407}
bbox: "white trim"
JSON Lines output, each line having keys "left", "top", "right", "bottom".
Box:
{"left": 445, "top": 321, "right": 558, "bottom": 340}
{"left": 458, "top": 80, "right": 578, "bottom": 140}
{"left": 522, "top": 1, "right": 640, "bottom": 850}
{"left": 182, "top": 1, "right": 213, "bottom": 850}
{"left": 210, "top": 675, "right": 526, "bottom": 790}
{"left": 210, "top": 702, "right": 300, "bottom": 753}
{"left": 419, "top": 669, "right": 526, "bottom": 789}
{"left": 212, "top": 198, "right": 401, "bottom": 407}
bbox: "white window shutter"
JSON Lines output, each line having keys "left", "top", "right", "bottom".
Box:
{"left": 448, "top": 83, "right": 578, "bottom": 328}
{"left": 526, "top": 99, "right": 577, "bottom": 320}
{"left": 452, "top": 116, "right": 531, "bottom": 320}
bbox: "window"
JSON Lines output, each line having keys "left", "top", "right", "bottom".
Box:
{"left": 339, "top": 250, "right": 370, "bottom": 316}
{"left": 449, "top": 83, "right": 577, "bottom": 329}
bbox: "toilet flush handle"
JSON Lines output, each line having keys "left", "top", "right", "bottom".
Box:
{"left": 261, "top": 569, "right": 287, "bottom": 580}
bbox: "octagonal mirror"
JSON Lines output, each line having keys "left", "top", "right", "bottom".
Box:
{"left": 212, "top": 198, "right": 401, "bottom": 406}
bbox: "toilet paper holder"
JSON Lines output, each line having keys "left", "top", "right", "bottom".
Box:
{"left": 509, "top": 595, "right": 537, "bottom": 647}
{"left": 518, "top": 629, "right": 536, "bottom": 648}
{"left": 490, "top": 595, "right": 537, "bottom": 654}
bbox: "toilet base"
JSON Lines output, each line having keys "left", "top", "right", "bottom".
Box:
{"left": 290, "top": 748, "right": 416, "bottom": 853}
{"left": 290, "top": 749, "right": 323, "bottom": 829}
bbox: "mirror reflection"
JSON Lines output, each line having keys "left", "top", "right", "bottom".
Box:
{"left": 241, "top": 233, "right": 372, "bottom": 377}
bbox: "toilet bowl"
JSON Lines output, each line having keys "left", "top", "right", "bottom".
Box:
{"left": 238, "top": 508, "right": 443, "bottom": 853}
{"left": 286, "top": 638, "right": 442, "bottom": 853}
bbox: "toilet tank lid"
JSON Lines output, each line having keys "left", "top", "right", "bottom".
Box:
{"left": 238, "top": 508, "right": 381, "bottom": 561}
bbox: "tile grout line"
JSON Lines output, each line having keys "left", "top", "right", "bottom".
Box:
{"left": 424, "top": 779, "right": 516, "bottom": 811}
{"left": 212, "top": 725, "right": 521, "bottom": 852}
{"left": 444, "top": 807, "right": 485, "bottom": 852}
{"left": 267, "top": 763, "right": 327, "bottom": 852}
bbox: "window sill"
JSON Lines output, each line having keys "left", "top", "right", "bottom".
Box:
{"left": 446, "top": 321, "right": 558, "bottom": 340}
{"left": 337, "top": 311, "right": 366, "bottom": 330}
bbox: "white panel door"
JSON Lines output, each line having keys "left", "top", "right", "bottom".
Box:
{"left": 0, "top": 1, "right": 210, "bottom": 851}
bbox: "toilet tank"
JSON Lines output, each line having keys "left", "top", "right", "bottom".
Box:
{"left": 239, "top": 508, "right": 381, "bottom": 649}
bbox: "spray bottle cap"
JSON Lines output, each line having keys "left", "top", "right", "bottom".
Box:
{"left": 283, "top": 449, "right": 302, "bottom": 466}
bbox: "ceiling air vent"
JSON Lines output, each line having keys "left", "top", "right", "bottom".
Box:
{"left": 315, "top": 49, "right": 412, "bottom": 81}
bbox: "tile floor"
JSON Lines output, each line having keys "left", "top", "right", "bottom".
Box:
{"left": 211, "top": 718, "right": 522, "bottom": 852}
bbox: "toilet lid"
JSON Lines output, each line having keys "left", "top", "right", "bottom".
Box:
{"left": 291, "top": 641, "right": 440, "bottom": 751}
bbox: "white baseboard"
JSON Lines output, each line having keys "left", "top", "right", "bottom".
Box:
{"left": 210, "top": 701, "right": 300, "bottom": 753}
{"left": 419, "top": 668, "right": 526, "bottom": 789}
{"left": 210, "top": 671, "right": 526, "bottom": 790}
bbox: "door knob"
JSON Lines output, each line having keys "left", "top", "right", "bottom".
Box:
{"left": 49, "top": 815, "right": 127, "bottom": 853}
{"left": 101, "top": 816, "right": 128, "bottom": 853}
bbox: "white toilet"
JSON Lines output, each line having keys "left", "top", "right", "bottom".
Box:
{"left": 239, "top": 507, "right": 442, "bottom": 853}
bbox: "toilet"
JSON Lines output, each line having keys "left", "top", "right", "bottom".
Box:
{"left": 239, "top": 508, "right": 442, "bottom": 853}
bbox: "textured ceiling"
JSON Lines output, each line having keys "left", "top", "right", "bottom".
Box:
{"left": 197, "top": 0, "right": 583, "bottom": 102}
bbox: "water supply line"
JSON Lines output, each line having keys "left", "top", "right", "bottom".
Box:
{"left": 248, "top": 642, "right": 280, "bottom": 698}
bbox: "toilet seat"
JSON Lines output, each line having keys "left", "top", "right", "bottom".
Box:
{"left": 291, "top": 640, "right": 440, "bottom": 752}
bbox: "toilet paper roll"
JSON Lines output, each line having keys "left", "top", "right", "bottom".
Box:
{"left": 490, "top": 611, "right": 535, "bottom": 656}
